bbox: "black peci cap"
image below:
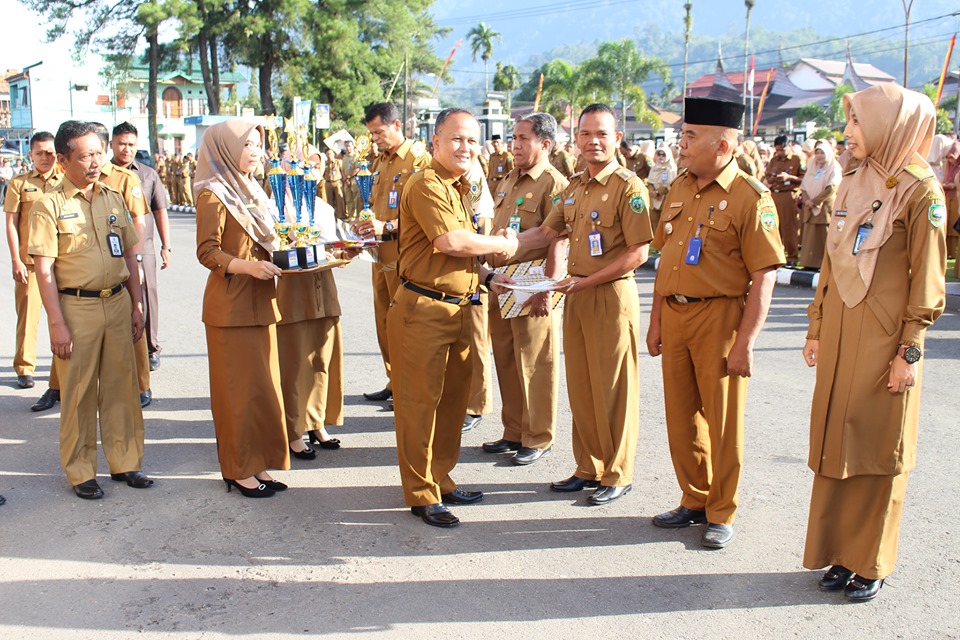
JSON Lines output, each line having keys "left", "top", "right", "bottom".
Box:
{"left": 684, "top": 97, "right": 744, "bottom": 129}
{"left": 491, "top": 134, "right": 502, "bottom": 140}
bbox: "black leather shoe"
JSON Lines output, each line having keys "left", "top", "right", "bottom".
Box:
{"left": 845, "top": 576, "right": 883, "bottom": 602}
{"left": 701, "top": 523, "right": 734, "bottom": 548}
{"left": 482, "top": 439, "right": 521, "bottom": 454}
{"left": 290, "top": 445, "right": 317, "bottom": 460}
{"left": 148, "top": 353, "right": 160, "bottom": 371}
{"left": 363, "top": 388, "right": 392, "bottom": 401}
{"left": 441, "top": 488, "right": 483, "bottom": 505}
{"left": 0, "top": 495, "right": 6, "bottom": 506}
{"left": 17, "top": 375, "right": 35, "bottom": 389}
{"left": 73, "top": 479, "right": 104, "bottom": 500}
{"left": 307, "top": 431, "right": 341, "bottom": 450}
{"left": 257, "top": 478, "right": 288, "bottom": 492}
{"left": 411, "top": 503, "right": 460, "bottom": 527}
{"left": 818, "top": 565, "right": 854, "bottom": 592}
{"left": 140, "top": 389, "right": 152, "bottom": 408}
{"left": 587, "top": 484, "right": 632, "bottom": 505}
{"left": 461, "top": 414, "right": 482, "bottom": 433}
{"left": 31, "top": 388, "right": 59, "bottom": 412}
{"left": 512, "top": 446, "right": 552, "bottom": 465}
{"left": 550, "top": 475, "right": 600, "bottom": 492}
{"left": 652, "top": 505, "right": 708, "bottom": 529}
{"left": 110, "top": 471, "right": 154, "bottom": 488}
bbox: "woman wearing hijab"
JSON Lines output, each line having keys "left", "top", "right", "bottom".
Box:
{"left": 940, "top": 140, "right": 959, "bottom": 260}
{"left": 801, "top": 84, "right": 947, "bottom": 601}
{"left": 195, "top": 120, "right": 290, "bottom": 498}
{"left": 646, "top": 144, "right": 677, "bottom": 232}
{"left": 742, "top": 139, "right": 764, "bottom": 177}
{"left": 798, "top": 141, "right": 843, "bottom": 270}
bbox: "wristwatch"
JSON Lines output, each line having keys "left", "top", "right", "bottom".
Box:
{"left": 384, "top": 221, "right": 396, "bottom": 234}
{"left": 898, "top": 344, "right": 922, "bottom": 364}
{"left": 484, "top": 272, "right": 495, "bottom": 288}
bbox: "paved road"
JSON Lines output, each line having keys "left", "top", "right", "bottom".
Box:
{"left": 0, "top": 212, "right": 958, "bottom": 639}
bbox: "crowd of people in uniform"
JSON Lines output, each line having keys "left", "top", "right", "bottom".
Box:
{"left": 2, "top": 83, "right": 951, "bottom": 604}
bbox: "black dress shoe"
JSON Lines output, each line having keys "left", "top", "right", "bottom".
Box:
{"left": 818, "top": 565, "right": 855, "bottom": 591}
{"left": 441, "top": 488, "right": 483, "bottom": 505}
{"left": 845, "top": 576, "right": 883, "bottom": 601}
{"left": 257, "top": 478, "right": 288, "bottom": 492}
{"left": 411, "top": 503, "right": 460, "bottom": 528}
{"left": 701, "top": 523, "right": 734, "bottom": 548}
{"left": 148, "top": 352, "right": 160, "bottom": 371}
{"left": 482, "top": 438, "right": 521, "bottom": 454}
{"left": 512, "top": 446, "right": 552, "bottom": 465}
{"left": 17, "top": 375, "right": 35, "bottom": 389}
{"left": 31, "top": 388, "right": 60, "bottom": 412}
{"left": 0, "top": 495, "right": 6, "bottom": 506}
{"left": 461, "top": 414, "right": 482, "bottom": 433}
{"left": 587, "top": 484, "right": 632, "bottom": 505}
{"left": 290, "top": 445, "right": 317, "bottom": 460}
{"left": 73, "top": 479, "right": 104, "bottom": 500}
{"left": 652, "top": 505, "right": 708, "bottom": 529}
{"left": 363, "top": 388, "right": 392, "bottom": 401}
{"left": 550, "top": 475, "right": 600, "bottom": 492}
{"left": 110, "top": 471, "right": 154, "bottom": 488}
{"left": 307, "top": 431, "right": 341, "bottom": 449}
{"left": 223, "top": 478, "right": 275, "bottom": 498}
{"left": 140, "top": 389, "right": 152, "bottom": 408}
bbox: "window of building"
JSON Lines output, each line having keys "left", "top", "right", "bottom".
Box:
{"left": 186, "top": 97, "right": 195, "bottom": 117}
{"left": 20, "top": 87, "right": 28, "bottom": 107}
{"left": 162, "top": 86, "right": 182, "bottom": 118}
{"left": 173, "top": 137, "right": 182, "bottom": 156}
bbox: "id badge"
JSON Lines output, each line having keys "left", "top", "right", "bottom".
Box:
{"left": 509, "top": 214, "right": 521, "bottom": 233}
{"left": 107, "top": 231, "right": 123, "bottom": 257}
{"left": 685, "top": 236, "right": 702, "bottom": 265}
{"left": 852, "top": 223, "right": 873, "bottom": 255}
{"left": 388, "top": 189, "right": 399, "bottom": 209}
{"left": 588, "top": 230, "right": 603, "bottom": 256}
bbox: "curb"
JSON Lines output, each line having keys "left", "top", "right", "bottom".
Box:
{"left": 638, "top": 256, "right": 819, "bottom": 289}
{"left": 168, "top": 205, "right": 196, "bottom": 215}
{"left": 947, "top": 282, "right": 960, "bottom": 312}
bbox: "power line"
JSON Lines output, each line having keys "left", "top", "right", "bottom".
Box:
{"left": 437, "top": 0, "right": 638, "bottom": 27}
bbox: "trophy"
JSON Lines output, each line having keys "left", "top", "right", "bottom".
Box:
{"left": 266, "top": 121, "right": 299, "bottom": 270}
{"left": 354, "top": 134, "right": 374, "bottom": 220}
{"left": 303, "top": 164, "right": 326, "bottom": 263}
{"left": 284, "top": 123, "right": 316, "bottom": 268}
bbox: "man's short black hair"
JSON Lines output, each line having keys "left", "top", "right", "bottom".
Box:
{"left": 774, "top": 134, "right": 788, "bottom": 147}
{"left": 579, "top": 103, "right": 617, "bottom": 128}
{"left": 112, "top": 121, "right": 138, "bottom": 138}
{"left": 365, "top": 102, "right": 401, "bottom": 125}
{"left": 88, "top": 122, "right": 110, "bottom": 147}
{"left": 434, "top": 108, "right": 476, "bottom": 135}
{"left": 516, "top": 112, "right": 558, "bottom": 147}
{"left": 54, "top": 121, "right": 99, "bottom": 156}
{"left": 29, "top": 131, "right": 54, "bottom": 149}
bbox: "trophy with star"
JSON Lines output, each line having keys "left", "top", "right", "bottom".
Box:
{"left": 265, "top": 118, "right": 299, "bottom": 269}
{"left": 354, "top": 134, "right": 374, "bottom": 221}
{"left": 285, "top": 119, "right": 316, "bottom": 268}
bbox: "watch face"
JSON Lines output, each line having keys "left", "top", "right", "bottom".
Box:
{"left": 385, "top": 222, "right": 395, "bottom": 233}
{"left": 904, "top": 346, "right": 922, "bottom": 364}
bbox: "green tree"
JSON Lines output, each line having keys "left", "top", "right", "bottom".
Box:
{"left": 492, "top": 62, "right": 521, "bottom": 112}
{"left": 922, "top": 84, "right": 956, "bottom": 135}
{"left": 539, "top": 59, "right": 604, "bottom": 139}
{"left": 584, "top": 38, "right": 669, "bottom": 131}
{"left": 828, "top": 83, "right": 854, "bottom": 129}
{"left": 467, "top": 22, "right": 502, "bottom": 96}
{"left": 794, "top": 103, "right": 830, "bottom": 127}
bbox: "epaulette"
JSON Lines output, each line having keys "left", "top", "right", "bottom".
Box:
{"left": 571, "top": 171, "right": 585, "bottom": 181}
{"left": 903, "top": 163, "right": 934, "bottom": 181}
{"left": 423, "top": 168, "right": 436, "bottom": 180}
{"left": 615, "top": 167, "right": 636, "bottom": 181}
{"left": 843, "top": 167, "right": 858, "bottom": 176}
{"left": 744, "top": 175, "right": 769, "bottom": 195}
{"left": 410, "top": 140, "right": 427, "bottom": 158}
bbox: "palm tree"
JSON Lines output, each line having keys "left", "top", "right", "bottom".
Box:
{"left": 467, "top": 22, "right": 502, "bottom": 95}
{"left": 682, "top": 1, "right": 693, "bottom": 106}
{"left": 540, "top": 59, "right": 603, "bottom": 139}
{"left": 585, "top": 38, "right": 669, "bottom": 132}
{"left": 493, "top": 62, "right": 522, "bottom": 112}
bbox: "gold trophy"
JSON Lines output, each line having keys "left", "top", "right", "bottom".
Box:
{"left": 285, "top": 118, "right": 316, "bottom": 267}
{"left": 354, "top": 134, "right": 374, "bottom": 221}
{"left": 265, "top": 119, "right": 299, "bottom": 269}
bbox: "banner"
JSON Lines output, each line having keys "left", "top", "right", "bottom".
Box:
{"left": 315, "top": 103, "right": 330, "bottom": 130}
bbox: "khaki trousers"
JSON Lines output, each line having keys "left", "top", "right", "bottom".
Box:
{"left": 57, "top": 292, "right": 144, "bottom": 485}
{"left": 466, "top": 301, "right": 492, "bottom": 416}
{"left": 388, "top": 286, "right": 472, "bottom": 506}
{"left": 660, "top": 296, "right": 747, "bottom": 525}
{"left": 13, "top": 268, "right": 42, "bottom": 376}
{"left": 141, "top": 247, "right": 161, "bottom": 353}
{"left": 772, "top": 190, "right": 800, "bottom": 262}
{"left": 488, "top": 291, "right": 559, "bottom": 449}
{"left": 372, "top": 239, "right": 400, "bottom": 391}
{"left": 563, "top": 278, "right": 640, "bottom": 487}
{"left": 277, "top": 317, "right": 344, "bottom": 440}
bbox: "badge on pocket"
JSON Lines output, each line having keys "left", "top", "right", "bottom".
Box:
{"left": 388, "top": 189, "right": 399, "bottom": 209}
{"left": 107, "top": 232, "right": 123, "bottom": 257}
{"left": 852, "top": 222, "right": 873, "bottom": 255}
{"left": 685, "top": 236, "right": 702, "bottom": 265}
{"left": 588, "top": 230, "right": 603, "bottom": 256}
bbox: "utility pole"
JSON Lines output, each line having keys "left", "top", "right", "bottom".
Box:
{"left": 403, "top": 52, "right": 409, "bottom": 138}
{"left": 682, "top": 1, "right": 693, "bottom": 114}
{"left": 901, "top": 0, "right": 915, "bottom": 87}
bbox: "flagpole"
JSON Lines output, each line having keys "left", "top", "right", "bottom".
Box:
{"left": 935, "top": 33, "right": 956, "bottom": 106}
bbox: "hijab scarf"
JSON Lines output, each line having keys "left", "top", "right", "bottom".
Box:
{"left": 827, "top": 84, "right": 935, "bottom": 307}
{"left": 942, "top": 140, "right": 960, "bottom": 185}
{"left": 800, "top": 140, "right": 842, "bottom": 200}
{"left": 193, "top": 119, "right": 279, "bottom": 253}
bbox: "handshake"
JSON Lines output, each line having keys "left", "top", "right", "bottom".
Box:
{"left": 492, "top": 227, "right": 520, "bottom": 261}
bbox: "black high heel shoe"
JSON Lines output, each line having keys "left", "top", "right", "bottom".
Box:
{"left": 223, "top": 478, "right": 275, "bottom": 498}
{"left": 307, "top": 430, "right": 341, "bottom": 450}
{"left": 257, "top": 478, "right": 288, "bottom": 492}
{"left": 289, "top": 444, "right": 317, "bottom": 460}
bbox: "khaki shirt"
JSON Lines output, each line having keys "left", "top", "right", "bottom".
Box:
{"left": 653, "top": 160, "right": 786, "bottom": 299}
{"left": 28, "top": 178, "right": 138, "bottom": 290}
{"left": 4, "top": 168, "right": 63, "bottom": 263}
{"left": 99, "top": 162, "right": 148, "bottom": 217}
{"left": 764, "top": 151, "right": 804, "bottom": 192}
{"left": 341, "top": 152, "right": 362, "bottom": 181}
{"left": 324, "top": 157, "right": 343, "bottom": 185}
{"left": 398, "top": 161, "right": 480, "bottom": 297}
{"left": 623, "top": 153, "right": 650, "bottom": 181}
{"left": 490, "top": 158, "right": 569, "bottom": 267}
{"left": 370, "top": 139, "right": 430, "bottom": 223}
{"left": 542, "top": 161, "right": 653, "bottom": 277}
{"left": 487, "top": 151, "right": 514, "bottom": 185}
{"left": 549, "top": 148, "right": 576, "bottom": 178}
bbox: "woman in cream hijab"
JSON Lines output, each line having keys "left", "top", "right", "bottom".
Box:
{"left": 801, "top": 84, "right": 947, "bottom": 601}
{"left": 646, "top": 143, "right": 677, "bottom": 232}
{"left": 195, "top": 120, "right": 290, "bottom": 498}
{"left": 798, "top": 140, "right": 842, "bottom": 270}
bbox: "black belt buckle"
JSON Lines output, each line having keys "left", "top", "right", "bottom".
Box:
{"left": 401, "top": 279, "right": 470, "bottom": 306}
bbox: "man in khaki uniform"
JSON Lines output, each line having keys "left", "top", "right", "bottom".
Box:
{"left": 764, "top": 134, "right": 804, "bottom": 266}
{"left": 341, "top": 139, "right": 362, "bottom": 219}
{"left": 482, "top": 113, "right": 569, "bottom": 465}
{"left": 182, "top": 153, "right": 196, "bottom": 206}
{"left": 516, "top": 104, "right": 653, "bottom": 505}
{"left": 354, "top": 102, "right": 430, "bottom": 403}
{"left": 621, "top": 142, "right": 650, "bottom": 181}
{"left": 647, "top": 97, "right": 785, "bottom": 548}
{"left": 550, "top": 142, "right": 577, "bottom": 179}
{"left": 487, "top": 134, "right": 514, "bottom": 189}
{"left": 4, "top": 131, "right": 62, "bottom": 390}
{"left": 29, "top": 120, "right": 151, "bottom": 500}
{"left": 324, "top": 149, "right": 346, "bottom": 219}
{"left": 388, "top": 108, "right": 518, "bottom": 528}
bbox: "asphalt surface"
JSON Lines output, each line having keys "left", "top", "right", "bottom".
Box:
{"left": 0, "top": 212, "right": 958, "bottom": 639}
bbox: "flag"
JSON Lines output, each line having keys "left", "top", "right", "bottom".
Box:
{"left": 432, "top": 39, "right": 462, "bottom": 99}
{"left": 747, "top": 56, "right": 755, "bottom": 95}
{"left": 935, "top": 34, "right": 956, "bottom": 106}
{"left": 752, "top": 69, "right": 773, "bottom": 136}
{"left": 533, "top": 73, "right": 544, "bottom": 111}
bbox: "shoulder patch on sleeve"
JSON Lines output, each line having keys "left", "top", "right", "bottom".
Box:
{"left": 928, "top": 201, "right": 946, "bottom": 227}
{"left": 903, "top": 163, "right": 934, "bottom": 182}
{"left": 744, "top": 175, "right": 769, "bottom": 195}
{"left": 626, "top": 188, "right": 647, "bottom": 214}
{"left": 615, "top": 167, "right": 635, "bottom": 181}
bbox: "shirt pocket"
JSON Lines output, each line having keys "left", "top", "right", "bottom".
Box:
{"left": 699, "top": 211, "right": 736, "bottom": 254}
{"left": 518, "top": 198, "right": 543, "bottom": 231}
{"left": 56, "top": 213, "right": 94, "bottom": 254}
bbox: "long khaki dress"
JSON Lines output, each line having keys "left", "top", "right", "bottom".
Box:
{"left": 799, "top": 183, "right": 837, "bottom": 270}
{"left": 276, "top": 268, "right": 344, "bottom": 440}
{"left": 196, "top": 190, "right": 290, "bottom": 479}
{"left": 804, "top": 179, "right": 946, "bottom": 580}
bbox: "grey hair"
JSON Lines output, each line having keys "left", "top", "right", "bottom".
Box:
{"left": 517, "top": 112, "right": 558, "bottom": 147}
